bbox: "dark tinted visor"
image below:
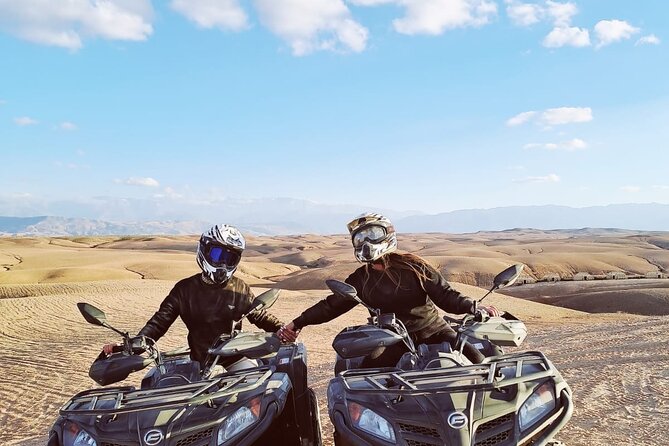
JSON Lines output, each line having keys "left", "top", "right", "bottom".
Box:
{"left": 206, "top": 244, "right": 242, "bottom": 267}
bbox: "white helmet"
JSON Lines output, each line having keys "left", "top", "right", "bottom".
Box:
{"left": 196, "top": 224, "right": 245, "bottom": 284}
{"left": 346, "top": 213, "right": 397, "bottom": 263}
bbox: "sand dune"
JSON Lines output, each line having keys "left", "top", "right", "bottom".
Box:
{"left": 1, "top": 230, "right": 668, "bottom": 445}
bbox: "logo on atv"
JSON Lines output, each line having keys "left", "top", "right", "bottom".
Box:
{"left": 447, "top": 411, "right": 468, "bottom": 430}
{"left": 143, "top": 429, "right": 164, "bottom": 445}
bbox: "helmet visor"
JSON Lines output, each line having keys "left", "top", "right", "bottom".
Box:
{"left": 205, "top": 244, "right": 242, "bottom": 268}
{"left": 352, "top": 225, "right": 387, "bottom": 247}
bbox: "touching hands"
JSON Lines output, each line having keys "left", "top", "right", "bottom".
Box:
{"left": 277, "top": 322, "right": 301, "bottom": 343}
{"left": 477, "top": 305, "right": 500, "bottom": 318}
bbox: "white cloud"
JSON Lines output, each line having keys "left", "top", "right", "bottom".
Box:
{"left": 524, "top": 138, "right": 588, "bottom": 151}
{"left": 349, "top": 0, "right": 395, "bottom": 4}
{"left": 507, "top": 107, "right": 593, "bottom": 127}
{"left": 14, "top": 116, "right": 38, "bottom": 126}
{"left": 506, "top": 111, "right": 537, "bottom": 126}
{"left": 117, "top": 177, "right": 160, "bottom": 187}
{"left": 594, "top": 19, "right": 639, "bottom": 48}
{"left": 0, "top": 0, "right": 153, "bottom": 50}
{"left": 620, "top": 185, "right": 641, "bottom": 193}
{"left": 506, "top": 1, "right": 577, "bottom": 28}
{"left": 59, "top": 121, "right": 77, "bottom": 131}
{"left": 653, "top": 185, "right": 669, "bottom": 190}
{"left": 171, "top": 0, "right": 248, "bottom": 31}
{"left": 349, "top": 0, "right": 497, "bottom": 35}
{"left": 543, "top": 26, "right": 590, "bottom": 48}
{"left": 390, "top": 0, "right": 497, "bottom": 35}
{"left": 636, "top": 34, "right": 660, "bottom": 46}
{"left": 505, "top": 1, "right": 543, "bottom": 27}
{"left": 154, "top": 187, "right": 184, "bottom": 199}
{"left": 541, "top": 107, "right": 592, "bottom": 125}
{"left": 254, "top": 0, "right": 369, "bottom": 56}
{"left": 513, "top": 173, "right": 561, "bottom": 183}
{"left": 545, "top": 0, "right": 577, "bottom": 27}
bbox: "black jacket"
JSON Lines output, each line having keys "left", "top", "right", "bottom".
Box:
{"left": 292, "top": 263, "right": 475, "bottom": 340}
{"left": 139, "top": 274, "right": 284, "bottom": 364}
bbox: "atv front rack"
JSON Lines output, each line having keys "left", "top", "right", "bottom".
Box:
{"left": 338, "top": 351, "right": 558, "bottom": 395}
{"left": 60, "top": 367, "right": 273, "bottom": 416}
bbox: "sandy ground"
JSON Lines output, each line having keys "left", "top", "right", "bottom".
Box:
{"left": 1, "top": 232, "right": 668, "bottom": 445}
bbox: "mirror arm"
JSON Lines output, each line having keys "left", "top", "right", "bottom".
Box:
{"left": 477, "top": 286, "right": 497, "bottom": 304}
{"left": 102, "top": 322, "right": 129, "bottom": 339}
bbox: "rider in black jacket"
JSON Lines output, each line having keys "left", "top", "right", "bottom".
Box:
{"left": 104, "top": 224, "right": 284, "bottom": 366}
{"left": 280, "top": 213, "right": 498, "bottom": 366}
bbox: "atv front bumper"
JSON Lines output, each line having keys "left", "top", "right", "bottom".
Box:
{"left": 331, "top": 388, "right": 573, "bottom": 446}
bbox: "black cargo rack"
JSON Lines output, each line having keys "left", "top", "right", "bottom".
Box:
{"left": 338, "top": 351, "right": 557, "bottom": 395}
{"left": 60, "top": 367, "right": 274, "bottom": 416}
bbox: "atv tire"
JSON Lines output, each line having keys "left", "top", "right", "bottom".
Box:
{"left": 307, "top": 387, "right": 323, "bottom": 446}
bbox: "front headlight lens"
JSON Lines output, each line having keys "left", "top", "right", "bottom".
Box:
{"left": 217, "top": 397, "right": 261, "bottom": 444}
{"left": 519, "top": 382, "right": 556, "bottom": 431}
{"left": 348, "top": 401, "right": 396, "bottom": 443}
{"left": 63, "top": 421, "right": 97, "bottom": 446}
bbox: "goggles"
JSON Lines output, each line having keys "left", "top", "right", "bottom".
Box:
{"left": 204, "top": 243, "right": 242, "bottom": 268}
{"left": 352, "top": 225, "right": 387, "bottom": 247}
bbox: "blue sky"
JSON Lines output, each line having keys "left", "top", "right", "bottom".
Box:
{"left": 0, "top": 0, "right": 667, "bottom": 219}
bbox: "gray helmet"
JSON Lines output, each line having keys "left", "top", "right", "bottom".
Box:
{"left": 196, "top": 224, "right": 245, "bottom": 284}
{"left": 346, "top": 213, "right": 397, "bottom": 263}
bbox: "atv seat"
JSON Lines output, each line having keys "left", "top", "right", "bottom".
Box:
{"left": 417, "top": 342, "right": 468, "bottom": 369}
{"left": 155, "top": 374, "right": 193, "bottom": 388}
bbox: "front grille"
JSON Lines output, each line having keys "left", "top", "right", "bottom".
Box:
{"left": 175, "top": 427, "right": 214, "bottom": 446}
{"left": 101, "top": 443, "right": 138, "bottom": 446}
{"left": 475, "top": 430, "right": 511, "bottom": 446}
{"left": 405, "top": 440, "right": 442, "bottom": 446}
{"left": 399, "top": 423, "right": 440, "bottom": 438}
{"left": 474, "top": 413, "right": 514, "bottom": 446}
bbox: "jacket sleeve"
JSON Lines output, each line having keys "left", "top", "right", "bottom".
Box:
{"left": 138, "top": 288, "right": 180, "bottom": 341}
{"left": 422, "top": 265, "right": 476, "bottom": 315}
{"left": 291, "top": 272, "right": 360, "bottom": 330}
{"left": 243, "top": 286, "right": 285, "bottom": 332}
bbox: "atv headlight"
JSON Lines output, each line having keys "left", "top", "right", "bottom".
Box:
{"left": 348, "top": 401, "right": 396, "bottom": 443}
{"left": 63, "top": 421, "right": 97, "bottom": 446}
{"left": 519, "top": 382, "right": 556, "bottom": 431}
{"left": 217, "top": 397, "right": 261, "bottom": 444}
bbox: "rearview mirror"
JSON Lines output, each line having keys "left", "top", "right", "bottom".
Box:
{"left": 493, "top": 264, "right": 524, "bottom": 289}
{"left": 248, "top": 288, "right": 280, "bottom": 314}
{"left": 77, "top": 303, "right": 107, "bottom": 327}
{"left": 326, "top": 280, "right": 361, "bottom": 303}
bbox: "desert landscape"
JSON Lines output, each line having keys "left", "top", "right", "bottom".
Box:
{"left": 1, "top": 229, "right": 669, "bottom": 445}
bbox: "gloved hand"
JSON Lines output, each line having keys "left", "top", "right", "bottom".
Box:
{"left": 476, "top": 305, "right": 500, "bottom": 319}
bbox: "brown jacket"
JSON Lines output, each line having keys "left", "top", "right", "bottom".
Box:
{"left": 139, "top": 274, "right": 283, "bottom": 364}
{"left": 293, "top": 263, "right": 475, "bottom": 340}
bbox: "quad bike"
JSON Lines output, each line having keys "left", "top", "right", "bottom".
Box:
{"left": 47, "top": 288, "right": 322, "bottom": 446}
{"left": 325, "top": 264, "right": 573, "bottom": 446}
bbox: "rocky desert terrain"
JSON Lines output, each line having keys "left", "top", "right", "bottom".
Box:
{"left": 1, "top": 229, "right": 668, "bottom": 445}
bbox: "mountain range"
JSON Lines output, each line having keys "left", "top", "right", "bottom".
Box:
{"left": 1, "top": 201, "right": 668, "bottom": 236}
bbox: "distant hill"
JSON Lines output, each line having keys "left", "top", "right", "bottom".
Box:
{"left": 1, "top": 203, "right": 668, "bottom": 236}
{"left": 395, "top": 203, "right": 669, "bottom": 233}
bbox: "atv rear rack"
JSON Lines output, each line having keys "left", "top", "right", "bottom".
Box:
{"left": 60, "top": 367, "right": 274, "bottom": 416}
{"left": 338, "top": 351, "right": 558, "bottom": 395}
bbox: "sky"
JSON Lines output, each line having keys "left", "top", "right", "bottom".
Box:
{"left": 0, "top": 0, "right": 667, "bottom": 219}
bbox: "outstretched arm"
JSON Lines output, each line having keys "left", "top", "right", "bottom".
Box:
{"left": 248, "top": 308, "right": 284, "bottom": 332}
{"left": 422, "top": 265, "right": 477, "bottom": 314}
{"left": 138, "top": 290, "right": 180, "bottom": 341}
